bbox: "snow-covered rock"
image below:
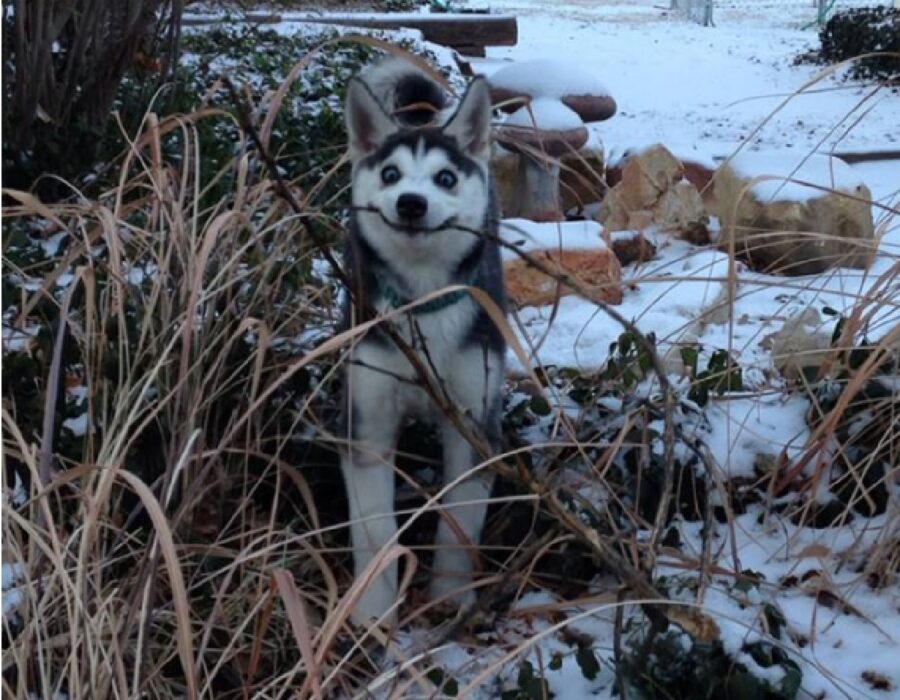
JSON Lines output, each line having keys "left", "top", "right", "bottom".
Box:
{"left": 715, "top": 152, "right": 876, "bottom": 275}
{"left": 487, "top": 58, "right": 617, "bottom": 122}
{"left": 500, "top": 219, "right": 623, "bottom": 308}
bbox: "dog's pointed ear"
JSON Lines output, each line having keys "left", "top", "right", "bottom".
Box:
{"left": 443, "top": 77, "right": 492, "bottom": 160}
{"left": 345, "top": 77, "right": 395, "bottom": 162}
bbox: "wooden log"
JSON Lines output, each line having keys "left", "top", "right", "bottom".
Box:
{"left": 826, "top": 150, "right": 900, "bottom": 164}
{"left": 183, "top": 12, "right": 518, "bottom": 49}
{"left": 454, "top": 44, "right": 487, "bottom": 57}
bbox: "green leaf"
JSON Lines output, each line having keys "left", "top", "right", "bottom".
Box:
{"left": 518, "top": 662, "right": 535, "bottom": 686}
{"left": 762, "top": 603, "right": 786, "bottom": 639}
{"left": 708, "top": 349, "right": 729, "bottom": 373}
{"left": 728, "top": 368, "right": 744, "bottom": 392}
{"left": 426, "top": 664, "right": 459, "bottom": 695}
{"left": 779, "top": 659, "right": 802, "bottom": 698}
{"left": 507, "top": 399, "right": 530, "bottom": 419}
{"left": 723, "top": 669, "right": 766, "bottom": 700}
{"left": 690, "top": 382, "right": 710, "bottom": 407}
{"left": 525, "top": 677, "right": 552, "bottom": 700}
{"left": 515, "top": 662, "right": 554, "bottom": 700}
{"left": 548, "top": 653, "right": 563, "bottom": 671}
{"left": 680, "top": 346, "right": 699, "bottom": 375}
{"left": 529, "top": 395, "right": 552, "bottom": 416}
{"left": 638, "top": 350, "right": 653, "bottom": 373}
{"left": 575, "top": 645, "right": 600, "bottom": 681}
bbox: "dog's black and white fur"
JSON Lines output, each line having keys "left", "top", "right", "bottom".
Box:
{"left": 340, "top": 59, "right": 505, "bottom": 625}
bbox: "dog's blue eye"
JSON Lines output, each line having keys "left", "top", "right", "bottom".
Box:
{"left": 381, "top": 166, "right": 401, "bottom": 185}
{"left": 434, "top": 170, "right": 457, "bottom": 189}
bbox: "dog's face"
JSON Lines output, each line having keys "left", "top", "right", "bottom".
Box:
{"left": 345, "top": 76, "right": 493, "bottom": 261}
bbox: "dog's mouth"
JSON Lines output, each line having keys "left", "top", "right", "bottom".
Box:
{"left": 397, "top": 222, "right": 427, "bottom": 237}
{"left": 356, "top": 205, "right": 456, "bottom": 236}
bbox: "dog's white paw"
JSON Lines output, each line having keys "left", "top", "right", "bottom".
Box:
{"left": 352, "top": 579, "right": 399, "bottom": 628}
{"left": 429, "top": 574, "right": 476, "bottom": 608}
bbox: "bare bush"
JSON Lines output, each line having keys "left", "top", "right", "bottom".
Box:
{"left": 2, "top": 0, "right": 184, "bottom": 190}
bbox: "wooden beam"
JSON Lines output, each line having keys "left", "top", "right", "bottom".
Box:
{"left": 454, "top": 44, "right": 487, "bottom": 57}
{"left": 183, "top": 12, "right": 518, "bottom": 49}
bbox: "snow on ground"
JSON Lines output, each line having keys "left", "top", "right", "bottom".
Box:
{"left": 509, "top": 236, "right": 732, "bottom": 370}
{"left": 1, "top": 322, "right": 40, "bottom": 353}
{"left": 479, "top": 0, "right": 899, "bottom": 363}
{"left": 475, "top": 0, "right": 898, "bottom": 158}
{"left": 2, "top": 562, "right": 26, "bottom": 620}
{"left": 395, "top": 3, "right": 900, "bottom": 699}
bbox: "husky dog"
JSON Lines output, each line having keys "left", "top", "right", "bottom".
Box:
{"left": 340, "top": 59, "right": 505, "bottom": 625}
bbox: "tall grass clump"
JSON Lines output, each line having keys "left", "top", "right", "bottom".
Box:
{"left": 2, "top": 97, "right": 358, "bottom": 696}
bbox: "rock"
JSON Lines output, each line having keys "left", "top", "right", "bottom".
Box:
{"left": 560, "top": 143, "right": 606, "bottom": 213}
{"left": 596, "top": 188, "right": 631, "bottom": 232}
{"left": 504, "top": 247, "right": 623, "bottom": 308}
{"left": 560, "top": 94, "right": 617, "bottom": 123}
{"left": 608, "top": 230, "right": 657, "bottom": 267}
{"left": 453, "top": 51, "right": 476, "bottom": 78}
{"left": 714, "top": 153, "right": 876, "bottom": 275}
{"left": 618, "top": 144, "right": 684, "bottom": 210}
{"left": 491, "top": 146, "right": 520, "bottom": 217}
{"left": 492, "top": 86, "right": 617, "bottom": 122}
{"left": 763, "top": 307, "right": 834, "bottom": 381}
{"left": 625, "top": 209, "right": 656, "bottom": 232}
{"left": 653, "top": 181, "right": 711, "bottom": 243}
{"left": 598, "top": 145, "right": 709, "bottom": 239}
{"left": 682, "top": 159, "right": 717, "bottom": 211}
{"left": 677, "top": 220, "right": 713, "bottom": 246}
{"left": 493, "top": 117, "right": 605, "bottom": 220}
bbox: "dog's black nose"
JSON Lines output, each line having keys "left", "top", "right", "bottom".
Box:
{"left": 396, "top": 193, "right": 428, "bottom": 220}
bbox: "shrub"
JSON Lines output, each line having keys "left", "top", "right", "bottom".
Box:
{"left": 1, "top": 0, "right": 183, "bottom": 195}
{"left": 2, "top": 103, "right": 348, "bottom": 694}
{"left": 619, "top": 626, "right": 802, "bottom": 700}
{"left": 4, "top": 18, "right": 450, "bottom": 205}
{"left": 817, "top": 6, "right": 900, "bottom": 83}
{"left": 803, "top": 327, "right": 899, "bottom": 520}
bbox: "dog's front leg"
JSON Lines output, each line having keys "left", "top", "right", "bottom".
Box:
{"left": 342, "top": 360, "right": 402, "bottom": 626}
{"left": 429, "top": 350, "right": 502, "bottom": 607}
{"left": 429, "top": 419, "right": 495, "bottom": 607}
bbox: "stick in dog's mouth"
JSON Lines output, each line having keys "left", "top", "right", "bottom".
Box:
{"left": 351, "top": 204, "right": 460, "bottom": 236}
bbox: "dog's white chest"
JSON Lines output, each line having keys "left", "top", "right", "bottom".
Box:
{"left": 353, "top": 298, "right": 476, "bottom": 416}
